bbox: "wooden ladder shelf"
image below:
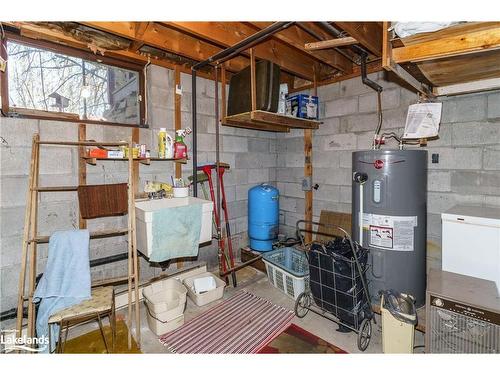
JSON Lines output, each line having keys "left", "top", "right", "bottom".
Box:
{"left": 16, "top": 134, "right": 142, "bottom": 351}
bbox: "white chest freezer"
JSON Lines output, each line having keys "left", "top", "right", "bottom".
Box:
{"left": 441, "top": 205, "right": 500, "bottom": 295}
{"left": 135, "top": 197, "right": 213, "bottom": 259}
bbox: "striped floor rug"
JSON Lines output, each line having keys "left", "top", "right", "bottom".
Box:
{"left": 159, "top": 290, "right": 294, "bottom": 354}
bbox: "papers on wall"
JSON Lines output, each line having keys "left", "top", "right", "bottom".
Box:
{"left": 403, "top": 102, "right": 442, "bottom": 139}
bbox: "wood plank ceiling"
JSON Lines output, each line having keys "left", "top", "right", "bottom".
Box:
{"left": 3, "top": 21, "right": 383, "bottom": 88}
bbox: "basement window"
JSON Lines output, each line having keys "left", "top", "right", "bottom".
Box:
{"left": 1, "top": 35, "right": 146, "bottom": 126}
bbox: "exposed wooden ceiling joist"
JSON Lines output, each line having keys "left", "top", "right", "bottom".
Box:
{"left": 333, "top": 22, "right": 382, "bottom": 57}
{"left": 128, "top": 22, "right": 150, "bottom": 52}
{"left": 305, "top": 37, "right": 358, "bottom": 51}
{"left": 5, "top": 22, "right": 222, "bottom": 81}
{"left": 392, "top": 22, "right": 500, "bottom": 64}
{"left": 162, "top": 22, "right": 327, "bottom": 80}
{"left": 247, "top": 22, "right": 353, "bottom": 74}
{"left": 81, "top": 21, "right": 249, "bottom": 73}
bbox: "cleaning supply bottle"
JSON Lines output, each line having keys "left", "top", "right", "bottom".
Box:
{"left": 174, "top": 130, "right": 188, "bottom": 159}
{"left": 158, "top": 128, "right": 167, "bottom": 158}
{"left": 164, "top": 133, "right": 174, "bottom": 159}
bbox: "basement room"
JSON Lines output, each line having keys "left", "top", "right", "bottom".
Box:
{"left": 1, "top": 1, "right": 499, "bottom": 372}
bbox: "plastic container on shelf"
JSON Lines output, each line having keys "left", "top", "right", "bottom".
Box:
{"left": 142, "top": 278, "right": 187, "bottom": 336}
{"left": 173, "top": 187, "right": 189, "bottom": 198}
{"left": 262, "top": 247, "right": 309, "bottom": 300}
{"left": 183, "top": 272, "right": 226, "bottom": 306}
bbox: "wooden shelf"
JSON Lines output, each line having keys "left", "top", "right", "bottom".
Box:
{"left": 222, "top": 110, "right": 321, "bottom": 133}
{"left": 383, "top": 22, "right": 500, "bottom": 96}
{"left": 30, "top": 228, "right": 129, "bottom": 244}
{"left": 82, "top": 156, "right": 187, "bottom": 166}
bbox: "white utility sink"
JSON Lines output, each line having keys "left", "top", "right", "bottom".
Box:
{"left": 135, "top": 197, "right": 213, "bottom": 258}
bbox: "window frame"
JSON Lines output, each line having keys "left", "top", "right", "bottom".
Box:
{"left": 1, "top": 32, "right": 147, "bottom": 128}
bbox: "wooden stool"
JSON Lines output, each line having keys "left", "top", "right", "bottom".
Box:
{"left": 48, "top": 287, "right": 116, "bottom": 353}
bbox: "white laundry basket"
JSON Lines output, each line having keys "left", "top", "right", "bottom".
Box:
{"left": 183, "top": 272, "right": 226, "bottom": 306}
{"left": 142, "top": 278, "right": 187, "bottom": 335}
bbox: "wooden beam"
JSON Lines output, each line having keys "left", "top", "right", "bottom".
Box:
{"left": 304, "top": 36, "right": 358, "bottom": 50}
{"left": 164, "top": 22, "right": 324, "bottom": 80}
{"left": 382, "top": 21, "right": 392, "bottom": 69}
{"left": 78, "top": 124, "right": 87, "bottom": 230}
{"left": 174, "top": 66, "right": 182, "bottom": 180}
{"left": 333, "top": 22, "right": 383, "bottom": 57}
{"left": 250, "top": 49, "right": 257, "bottom": 111}
{"left": 381, "top": 21, "right": 432, "bottom": 97}
{"left": 128, "top": 22, "right": 150, "bottom": 52}
{"left": 82, "top": 21, "right": 248, "bottom": 73}
{"left": 221, "top": 67, "right": 227, "bottom": 119}
{"left": 433, "top": 77, "right": 500, "bottom": 96}
{"left": 248, "top": 22, "right": 353, "bottom": 74}
{"left": 392, "top": 23, "right": 500, "bottom": 64}
{"left": 8, "top": 22, "right": 224, "bottom": 83}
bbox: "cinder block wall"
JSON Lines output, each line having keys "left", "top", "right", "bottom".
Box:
{"left": 276, "top": 72, "right": 500, "bottom": 271}
{"left": 0, "top": 64, "right": 277, "bottom": 321}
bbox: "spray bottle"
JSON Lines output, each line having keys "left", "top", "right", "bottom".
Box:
{"left": 174, "top": 129, "right": 188, "bottom": 159}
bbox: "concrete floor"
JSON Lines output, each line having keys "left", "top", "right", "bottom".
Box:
{"left": 66, "top": 266, "right": 425, "bottom": 354}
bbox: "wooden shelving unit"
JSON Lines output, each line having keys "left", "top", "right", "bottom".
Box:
{"left": 16, "top": 135, "right": 141, "bottom": 350}
{"left": 82, "top": 156, "right": 187, "bottom": 166}
{"left": 220, "top": 48, "right": 322, "bottom": 133}
{"left": 223, "top": 110, "right": 321, "bottom": 132}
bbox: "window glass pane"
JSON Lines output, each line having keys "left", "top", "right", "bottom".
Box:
{"left": 7, "top": 40, "right": 140, "bottom": 125}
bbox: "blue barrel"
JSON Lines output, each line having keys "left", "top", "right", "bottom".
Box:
{"left": 248, "top": 184, "right": 279, "bottom": 252}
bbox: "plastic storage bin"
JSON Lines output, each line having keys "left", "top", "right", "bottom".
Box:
{"left": 285, "top": 94, "right": 319, "bottom": 119}
{"left": 262, "top": 247, "right": 309, "bottom": 300}
{"left": 183, "top": 272, "right": 226, "bottom": 306}
{"left": 135, "top": 197, "right": 214, "bottom": 258}
{"left": 142, "top": 278, "right": 188, "bottom": 336}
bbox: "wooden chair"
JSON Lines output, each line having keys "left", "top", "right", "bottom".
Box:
{"left": 48, "top": 287, "right": 116, "bottom": 353}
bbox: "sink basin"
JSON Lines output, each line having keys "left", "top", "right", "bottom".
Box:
{"left": 135, "top": 197, "right": 213, "bottom": 258}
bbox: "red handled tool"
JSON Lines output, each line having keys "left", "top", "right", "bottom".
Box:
{"left": 197, "top": 163, "right": 236, "bottom": 287}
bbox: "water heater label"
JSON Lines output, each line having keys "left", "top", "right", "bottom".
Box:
{"left": 365, "top": 214, "right": 417, "bottom": 251}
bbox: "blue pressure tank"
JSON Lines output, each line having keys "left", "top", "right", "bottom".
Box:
{"left": 248, "top": 184, "right": 279, "bottom": 252}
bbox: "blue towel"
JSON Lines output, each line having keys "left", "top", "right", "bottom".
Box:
{"left": 150, "top": 202, "right": 203, "bottom": 262}
{"left": 33, "top": 229, "right": 91, "bottom": 353}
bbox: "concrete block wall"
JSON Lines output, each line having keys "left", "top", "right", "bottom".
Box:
{"left": 276, "top": 72, "right": 500, "bottom": 272}
{"left": 0, "top": 64, "right": 277, "bottom": 321}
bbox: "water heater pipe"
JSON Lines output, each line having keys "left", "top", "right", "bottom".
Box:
{"left": 359, "top": 183, "right": 364, "bottom": 246}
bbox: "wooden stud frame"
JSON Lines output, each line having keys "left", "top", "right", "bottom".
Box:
{"left": 381, "top": 22, "right": 432, "bottom": 97}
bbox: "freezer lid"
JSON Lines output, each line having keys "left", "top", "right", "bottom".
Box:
{"left": 442, "top": 205, "right": 500, "bottom": 227}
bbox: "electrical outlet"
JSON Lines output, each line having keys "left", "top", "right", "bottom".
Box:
{"left": 302, "top": 176, "right": 312, "bottom": 191}
{"left": 432, "top": 153, "right": 439, "bottom": 164}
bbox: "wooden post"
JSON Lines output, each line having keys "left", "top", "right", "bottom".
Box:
{"left": 126, "top": 138, "right": 134, "bottom": 350}
{"left": 250, "top": 48, "right": 257, "bottom": 111}
{"left": 221, "top": 67, "right": 227, "bottom": 120}
{"left": 16, "top": 135, "right": 39, "bottom": 341}
{"left": 132, "top": 128, "right": 140, "bottom": 196}
{"left": 26, "top": 137, "right": 40, "bottom": 342}
{"left": 174, "top": 66, "right": 183, "bottom": 270}
{"left": 382, "top": 21, "right": 393, "bottom": 72}
{"left": 174, "top": 66, "right": 182, "bottom": 180}
{"left": 78, "top": 124, "right": 87, "bottom": 229}
{"left": 304, "top": 69, "right": 317, "bottom": 243}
